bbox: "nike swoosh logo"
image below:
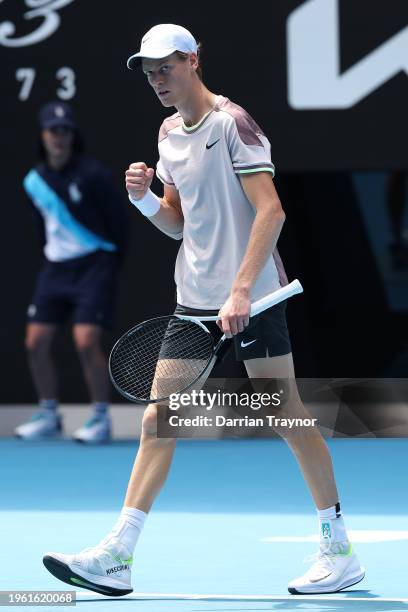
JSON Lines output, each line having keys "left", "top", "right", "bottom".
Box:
{"left": 240, "top": 339, "right": 257, "bottom": 348}
{"left": 206, "top": 139, "right": 220, "bottom": 149}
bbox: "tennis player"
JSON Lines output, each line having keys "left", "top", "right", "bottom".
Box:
{"left": 15, "top": 102, "right": 127, "bottom": 444}
{"left": 43, "top": 25, "right": 365, "bottom": 595}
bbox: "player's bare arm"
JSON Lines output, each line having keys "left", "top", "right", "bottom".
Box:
{"left": 125, "top": 162, "right": 184, "bottom": 238}
{"left": 217, "top": 172, "right": 285, "bottom": 337}
{"left": 149, "top": 183, "right": 184, "bottom": 238}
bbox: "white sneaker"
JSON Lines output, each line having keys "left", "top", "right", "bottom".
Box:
{"left": 43, "top": 537, "right": 133, "bottom": 596}
{"left": 72, "top": 414, "right": 111, "bottom": 444}
{"left": 288, "top": 540, "right": 365, "bottom": 594}
{"left": 15, "top": 410, "right": 62, "bottom": 440}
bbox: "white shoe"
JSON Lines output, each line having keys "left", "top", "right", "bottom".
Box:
{"left": 72, "top": 414, "right": 111, "bottom": 444}
{"left": 288, "top": 540, "right": 365, "bottom": 594}
{"left": 15, "top": 410, "right": 62, "bottom": 440}
{"left": 43, "top": 537, "right": 133, "bottom": 596}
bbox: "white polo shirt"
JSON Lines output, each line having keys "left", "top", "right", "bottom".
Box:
{"left": 156, "top": 95, "right": 288, "bottom": 309}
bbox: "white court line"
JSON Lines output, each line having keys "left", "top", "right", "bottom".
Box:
{"left": 75, "top": 592, "right": 408, "bottom": 603}
{"left": 261, "top": 530, "right": 408, "bottom": 543}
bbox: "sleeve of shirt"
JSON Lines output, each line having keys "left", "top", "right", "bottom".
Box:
{"left": 156, "top": 120, "right": 177, "bottom": 186}
{"left": 226, "top": 111, "right": 275, "bottom": 177}
{"left": 156, "top": 155, "right": 175, "bottom": 186}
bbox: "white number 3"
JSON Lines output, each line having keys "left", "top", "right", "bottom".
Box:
{"left": 56, "top": 66, "right": 76, "bottom": 100}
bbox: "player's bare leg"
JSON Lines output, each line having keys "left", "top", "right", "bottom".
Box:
{"left": 124, "top": 404, "right": 176, "bottom": 512}
{"left": 25, "top": 323, "right": 58, "bottom": 399}
{"left": 245, "top": 352, "right": 338, "bottom": 509}
{"left": 124, "top": 357, "right": 209, "bottom": 511}
{"left": 245, "top": 353, "right": 364, "bottom": 593}
{"left": 42, "top": 359, "right": 184, "bottom": 595}
{"left": 42, "top": 398, "right": 174, "bottom": 595}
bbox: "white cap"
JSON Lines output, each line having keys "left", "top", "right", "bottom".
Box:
{"left": 127, "top": 24, "right": 198, "bottom": 69}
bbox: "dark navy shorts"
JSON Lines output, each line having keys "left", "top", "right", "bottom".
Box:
{"left": 27, "top": 251, "right": 119, "bottom": 329}
{"left": 174, "top": 300, "right": 292, "bottom": 361}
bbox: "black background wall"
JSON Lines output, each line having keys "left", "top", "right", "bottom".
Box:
{"left": 1, "top": 1, "right": 407, "bottom": 402}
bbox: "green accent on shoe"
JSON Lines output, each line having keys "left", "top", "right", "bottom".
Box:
{"left": 70, "top": 577, "right": 112, "bottom": 595}
{"left": 71, "top": 577, "right": 93, "bottom": 588}
{"left": 112, "top": 554, "right": 133, "bottom": 566}
{"left": 337, "top": 542, "right": 353, "bottom": 557}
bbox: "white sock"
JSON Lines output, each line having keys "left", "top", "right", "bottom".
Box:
{"left": 39, "top": 398, "right": 58, "bottom": 412}
{"left": 108, "top": 507, "right": 146, "bottom": 554}
{"left": 318, "top": 504, "right": 349, "bottom": 551}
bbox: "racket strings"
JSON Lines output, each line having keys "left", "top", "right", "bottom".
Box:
{"left": 110, "top": 317, "right": 214, "bottom": 402}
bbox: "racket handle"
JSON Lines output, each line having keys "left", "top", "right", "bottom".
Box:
{"left": 250, "top": 279, "right": 303, "bottom": 317}
{"left": 178, "top": 279, "right": 303, "bottom": 322}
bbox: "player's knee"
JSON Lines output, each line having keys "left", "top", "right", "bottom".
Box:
{"left": 141, "top": 406, "right": 177, "bottom": 448}
{"left": 281, "top": 421, "right": 321, "bottom": 447}
{"left": 141, "top": 406, "right": 159, "bottom": 437}
{"left": 271, "top": 398, "right": 320, "bottom": 443}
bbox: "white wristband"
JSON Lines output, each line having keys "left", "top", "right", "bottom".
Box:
{"left": 129, "top": 189, "right": 161, "bottom": 217}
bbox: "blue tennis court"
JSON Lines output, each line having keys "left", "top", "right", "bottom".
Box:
{"left": 2, "top": 437, "right": 407, "bottom": 611}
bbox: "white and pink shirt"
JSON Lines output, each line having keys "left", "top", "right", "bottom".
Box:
{"left": 156, "top": 95, "right": 288, "bottom": 309}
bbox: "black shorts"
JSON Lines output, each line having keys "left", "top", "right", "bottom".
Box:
{"left": 174, "top": 300, "right": 292, "bottom": 361}
{"left": 27, "top": 251, "right": 119, "bottom": 329}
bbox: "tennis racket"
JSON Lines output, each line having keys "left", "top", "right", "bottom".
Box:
{"left": 109, "top": 279, "right": 303, "bottom": 403}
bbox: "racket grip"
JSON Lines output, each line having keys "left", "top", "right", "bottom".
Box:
{"left": 177, "top": 279, "right": 303, "bottom": 322}
{"left": 250, "top": 279, "right": 303, "bottom": 317}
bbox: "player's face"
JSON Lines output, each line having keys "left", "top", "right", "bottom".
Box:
{"left": 42, "top": 127, "right": 74, "bottom": 159}
{"left": 142, "top": 53, "right": 196, "bottom": 107}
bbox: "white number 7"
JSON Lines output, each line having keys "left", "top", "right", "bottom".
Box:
{"left": 16, "top": 68, "right": 36, "bottom": 101}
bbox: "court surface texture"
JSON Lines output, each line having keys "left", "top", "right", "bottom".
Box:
{"left": 1, "top": 437, "right": 407, "bottom": 611}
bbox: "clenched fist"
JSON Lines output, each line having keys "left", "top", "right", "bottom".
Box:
{"left": 125, "top": 162, "right": 155, "bottom": 201}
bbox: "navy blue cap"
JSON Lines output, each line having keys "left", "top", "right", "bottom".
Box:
{"left": 39, "top": 102, "right": 76, "bottom": 130}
